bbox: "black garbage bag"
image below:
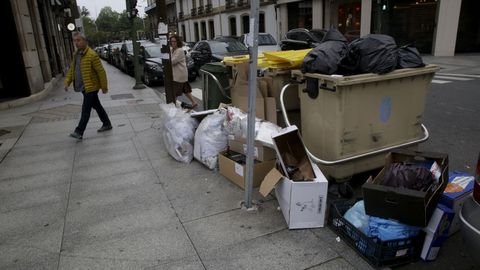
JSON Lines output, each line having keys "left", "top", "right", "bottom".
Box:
{"left": 339, "top": 34, "right": 398, "bottom": 75}
{"left": 380, "top": 162, "right": 435, "bottom": 192}
{"left": 301, "top": 29, "right": 348, "bottom": 75}
{"left": 397, "top": 45, "right": 425, "bottom": 69}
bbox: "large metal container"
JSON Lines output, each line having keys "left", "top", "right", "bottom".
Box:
{"left": 281, "top": 65, "right": 439, "bottom": 180}
{"left": 460, "top": 196, "right": 480, "bottom": 265}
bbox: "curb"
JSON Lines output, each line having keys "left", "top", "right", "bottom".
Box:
{"left": 0, "top": 76, "right": 60, "bottom": 111}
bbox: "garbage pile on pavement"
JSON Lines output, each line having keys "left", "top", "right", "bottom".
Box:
{"left": 158, "top": 30, "right": 480, "bottom": 268}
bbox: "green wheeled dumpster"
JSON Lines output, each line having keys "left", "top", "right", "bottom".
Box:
{"left": 199, "top": 62, "right": 231, "bottom": 110}
{"left": 281, "top": 65, "right": 440, "bottom": 180}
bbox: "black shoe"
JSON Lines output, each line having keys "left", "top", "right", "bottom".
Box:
{"left": 97, "top": 125, "right": 113, "bottom": 132}
{"left": 69, "top": 132, "right": 83, "bottom": 140}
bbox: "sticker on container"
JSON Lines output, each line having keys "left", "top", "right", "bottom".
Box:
{"left": 235, "top": 162, "right": 244, "bottom": 177}
{"left": 379, "top": 96, "right": 392, "bottom": 123}
{"left": 445, "top": 176, "right": 475, "bottom": 193}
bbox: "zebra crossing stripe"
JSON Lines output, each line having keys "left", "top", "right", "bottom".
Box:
{"left": 436, "top": 73, "right": 480, "bottom": 79}
{"left": 432, "top": 79, "right": 450, "bottom": 84}
{"left": 434, "top": 75, "right": 473, "bottom": 81}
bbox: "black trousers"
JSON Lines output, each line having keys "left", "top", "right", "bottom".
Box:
{"left": 75, "top": 91, "right": 111, "bottom": 135}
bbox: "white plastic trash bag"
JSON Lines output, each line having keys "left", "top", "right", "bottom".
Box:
{"left": 159, "top": 103, "right": 198, "bottom": 164}
{"left": 194, "top": 110, "right": 228, "bottom": 170}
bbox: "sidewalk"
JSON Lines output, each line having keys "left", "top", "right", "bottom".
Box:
{"left": 0, "top": 62, "right": 370, "bottom": 270}
{"left": 423, "top": 53, "right": 480, "bottom": 74}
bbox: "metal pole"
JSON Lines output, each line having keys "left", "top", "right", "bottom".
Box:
{"left": 156, "top": 0, "right": 175, "bottom": 104}
{"left": 244, "top": 0, "right": 260, "bottom": 209}
{"left": 127, "top": 0, "right": 146, "bottom": 89}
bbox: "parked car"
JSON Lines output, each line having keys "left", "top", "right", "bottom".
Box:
{"left": 190, "top": 39, "right": 248, "bottom": 71}
{"left": 119, "top": 40, "right": 151, "bottom": 75}
{"left": 280, "top": 28, "right": 327, "bottom": 50}
{"left": 100, "top": 45, "right": 109, "bottom": 60}
{"left": 238, "top": 33, "right": 280, "bottom": 53}
{"left": 107, "top": 42, "right": 123, "bottom": 65}
{"left": 139, "top": 43, "right": 198, "bottom": 86}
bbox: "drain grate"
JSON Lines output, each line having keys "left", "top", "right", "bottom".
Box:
{"left": 0, "top": 129, "right": 11, "bottom": 137}
{"left": 111, "top": 94, "right": 135, "bottom": 100}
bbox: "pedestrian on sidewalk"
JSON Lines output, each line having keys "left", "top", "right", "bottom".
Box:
{"left": 170, "top": 35, "right": 197, "bottom": 109}
{"left": 64, "top": 32, "right": 112, "bottom": 140}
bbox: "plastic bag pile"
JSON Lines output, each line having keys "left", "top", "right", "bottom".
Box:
{"left": 159, "top": 104, "right": 199, "bottom": 164}
{"left": 302, "top": 29, "right": 425, "bottom": 76}
{"left": 194, "top": 110, "right": 229, "bottom": 170}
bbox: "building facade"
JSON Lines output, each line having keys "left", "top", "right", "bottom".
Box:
{"left": 277, "top": 0, "right": 479, "bottom": 56}
{"left": 145, "top": 0, "right": 178, "bottom": 39}
{"left": 1, "top": 0, "right": 79, "bottom": 100}
{"left": 145, "top": 0, "right": 478, "bottom": 56}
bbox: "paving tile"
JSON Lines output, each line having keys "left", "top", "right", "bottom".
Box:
{"left": 74, "top": 141, "right": 140, "bottom": 168}
{"left": 0, "top": 169, "right": 71, "bottom": 194}
{"left": 145, "top": 255, "right": 205, "bottom": 270}
{"left": 200, "top": 229, "right": 339, "bottom": 270}
{"left": 72, "top": 159, "right": 152, "bottom": 182}
{"left": 0, "top": 158, "right": 72, "bottom": 181}
{"left": 184, "top": 200, "right": 287, "bottom": 254}
{"left": 0, "top": 201, "right": 66, "bottom": 253}
{"left": 307, "top": 257, "right": 356, "bottom": 270}
{"left": 58, "top": 255, "right": 157, "bottom": 270}
{"left": 163, "top": 170, "right": 269, "bottom": 222}
{"left": 0, "top": 245, "right": 59, "bottom": 270}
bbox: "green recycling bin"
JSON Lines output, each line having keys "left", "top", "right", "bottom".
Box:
{"left": 199, "top": 62, "right": 231, "bottom": 110}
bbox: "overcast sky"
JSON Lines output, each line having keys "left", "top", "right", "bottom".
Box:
{"left": 77, "top": 0, "right": 148, "bottom": 19}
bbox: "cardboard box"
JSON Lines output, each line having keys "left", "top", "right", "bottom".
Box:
{"left": 362, "top": 150, "right": 449, "bottom": 227}
{"left": 420, "top": 204, "right": 455, "bottom": 261}
{"left": 230, "top": 63, "right": 277, "bottom": 124}
{"left": 439, "top": 171, "right": 475, "bottom": 236}
{"left": 260, "top": 126, "right": 329, "bottom": 229}
{"left": 219, "top": 150, "right": 276, "bottom": 189}
{"left": 228, "top": 136, "right": 277, "bottom": 162}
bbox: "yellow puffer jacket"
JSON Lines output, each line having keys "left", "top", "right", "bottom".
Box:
{"left": 65, "top": 47, "right": 108, "bottom": 93}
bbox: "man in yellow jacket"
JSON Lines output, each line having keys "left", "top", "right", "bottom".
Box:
{"left": 64, "top": 32, "right": 112, "bottom": 140}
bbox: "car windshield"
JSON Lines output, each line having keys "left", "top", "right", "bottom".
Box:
{"left": 310, "top": 31, "right": 325, "bottom": 42}
{"left": 144, "top": 45, "right": 161, "bottom": 58}
{"left": 209, "top": 40, "right": 247, "bottom": 54}
{"left": 244, "top": 34, "right": 276, "bottom": 45}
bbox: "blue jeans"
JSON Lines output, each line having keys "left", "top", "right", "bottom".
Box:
{"left": 75, "top": 91, "right": 111, "bottom": 135}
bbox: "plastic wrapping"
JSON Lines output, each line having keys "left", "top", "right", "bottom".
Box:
{"left": 256, "top": 121, "right": 282, "bottom": 146}
{"left": 194, "top": 110, "right": 228, "bottom": 169}
{"left": 224, "top": 106, "right": 262, "bottom": 139}
{"left": 159, "top": 104, "right": 199, "bottom": 164}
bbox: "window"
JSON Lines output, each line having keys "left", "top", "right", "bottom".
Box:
{"left": 194, "top": 22, "right": 199, "bottom": 41}
{"left": 182, "top": 25, "right": 186, "bottom": 40}
{"left": 200, "top": 21, "right": 207, "bottom": 40}
{"left": 192, "top": 0, "right": 196, "bottom": 8}
{"left": 259, "top": 13, "right": 265, "bottom": 33}
{"left": 242, "top": 15, "right": 249, "bottom": 34}
{"left": 208, "top": 20, "right": 215, "bottom": 39}
{"left": 229, "top": 16, "right": 237, "bottom": 36}
{"left": 179, "top": 0, "right": 183, "bottom": 12}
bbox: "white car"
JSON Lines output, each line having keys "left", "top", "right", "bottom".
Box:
{"left": 239, "top": 33, "right": 280, "bottom": 53}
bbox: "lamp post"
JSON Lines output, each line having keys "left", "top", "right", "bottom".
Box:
{"left": 126, "top": 0, "right": 146, "bottom": 89}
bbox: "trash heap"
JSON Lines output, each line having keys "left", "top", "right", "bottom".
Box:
{"left": 158, "top": 29, "right": 478, "bottom": 268}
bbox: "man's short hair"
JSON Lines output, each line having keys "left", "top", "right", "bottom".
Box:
{"left": 72, "top": 32, "right": 87, "bottom": 40}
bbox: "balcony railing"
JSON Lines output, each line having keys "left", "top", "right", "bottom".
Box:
{"left": 191, "top": 7, "right": 197, "bottom": 16}
{"left": 237, "top": 0, "right": 246, "bottom": 7}
{"left": 226, "top": 0, "right": 235, "bottom": 9}
{"left": 197, "top": 6, "right": 204, "bottom": 15}
{"left": 178, "top": 11, "right": 184, "bottom": 19}
{"left": 205, "top": 3, "right": 213, "bottom": 13}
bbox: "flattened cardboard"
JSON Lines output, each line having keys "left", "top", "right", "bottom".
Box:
{"left": 439, "top": 172, "right": 474, "bottom": 235}
{"left": 259, "top": 168, "right": 284, "bottom": 197}
{"left": 362, "top": 150, "right": 449, "bottom": 227}
{"left": 219, "top": 151, "right": 276, "bottom": 189}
